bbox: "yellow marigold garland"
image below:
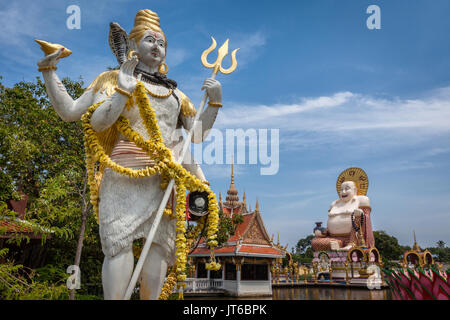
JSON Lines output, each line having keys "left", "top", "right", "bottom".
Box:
{"left": 81, "top": 81, "right": 221, "bottom": 300}
{"left": 158, "top": 270, "right": 177, "bottom": 300}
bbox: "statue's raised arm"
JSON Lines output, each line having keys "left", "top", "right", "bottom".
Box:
{"left": 178, "top": 77, "right": 222, "bottom": 143}
{"left": 36, "top": 41, "right": 95, "bottom": 122}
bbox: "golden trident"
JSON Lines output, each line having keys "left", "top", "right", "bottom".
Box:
{"left": 201, "top": 37, "right": 239, "bottom": 76}
{"left": 124, "top": 37, "right": 238, "bottom": 300}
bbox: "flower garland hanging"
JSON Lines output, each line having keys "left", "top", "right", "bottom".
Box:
{"left": 81, "top": 81, "right": 221, "bottom": 299}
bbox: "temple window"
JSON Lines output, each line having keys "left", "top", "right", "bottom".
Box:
{"left": 197, "top": 262, "right": 207, "bottom": 278}
{"left": 225, "top": 263, "right": 237, "bottom": 280}
{"left": 241, "top": 263, "right": 269, "bottom": 281}
{"left": 210, "top": 268, "right": 222, "bottom": 279}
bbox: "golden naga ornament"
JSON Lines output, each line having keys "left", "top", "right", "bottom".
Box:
{"left": 336, "top": 167, "right": 369, "bottom": 196}
{"left": 34, "top": 39, "right": 72, "bottom": 58}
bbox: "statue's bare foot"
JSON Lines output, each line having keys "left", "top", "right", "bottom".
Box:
{"left": 340, "top": 244, "right": 354, "bottom": 251}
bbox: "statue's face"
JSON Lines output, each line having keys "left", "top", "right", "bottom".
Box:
{"left": 340, "top": 181, "right": 356, "bottom": 202}
{"left": 138, "top": 30, "right": 166, "bottom": 69}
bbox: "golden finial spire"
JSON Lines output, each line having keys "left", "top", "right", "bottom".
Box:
{"left": 231, "top": 162, "right": 235, "bottom": 185}
{"left": 219, "top": 192, "right": 222, "bottom": 203}
{"left": 277, "top": 232, "right": 280, "bottom": 245}
{"left": 224, "top": 162, "right": 239, "bottom": 208}
{"left": 413, "top": 230, "right": 421, "bottom": 251}
{"left": 255, "top": 197, "right": 260, "bottom": 212}
{"left": 242, "top": 190, "right": 248, "bottom": 212}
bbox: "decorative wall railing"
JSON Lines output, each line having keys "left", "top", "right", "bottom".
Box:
{"left": 180, "top": 278, "right": 224, "bottom": 293}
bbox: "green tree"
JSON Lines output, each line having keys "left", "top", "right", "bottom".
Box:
{"left": 373, "top": 230, "right": 408, "bottom": 267}
{"left": 436, "top": 240, "right": 446, "bottom": 249}
{"left": 0, "top": 76, "right": 102, "bottom": 299}
{"left": 427, "top": 241, "right": 449, "bottom": 263}
{"left": 294, "top": 235, "right": 314, "bottom": 264}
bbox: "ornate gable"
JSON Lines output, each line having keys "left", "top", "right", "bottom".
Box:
{"left": 243, "top": 212, "right": 271, "bottom": 245}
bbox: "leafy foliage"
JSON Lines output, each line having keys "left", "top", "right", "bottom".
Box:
{"left": 0, "top": 76, "right": 103, "bottom": 298}
{"left": 216, "top": 209, "right": 243, "bottom": 246}
{"left": 426, "top": 241, "right": 450, "bottom": 263}
{"left": 294, "top": 235, "right": 314, "bottom": 264}
{"left": 373, "top": 230, "right": 410, "bottom": 267}
{"left": 0, "top": 249, "right": 68, "bottom": 300}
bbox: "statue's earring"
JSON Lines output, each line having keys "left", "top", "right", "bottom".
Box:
{"left": 128, "top": 50, "right": 140, "bottom": 60}
{"left": 158, "top": 62, "right": 169, "bottom": 75}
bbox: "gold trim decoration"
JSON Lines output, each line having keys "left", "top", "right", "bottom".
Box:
{"left": 336, "top": 167, "right": 369, "bottom": 196}
{"left": 368, "top": 247, "right": 381, "bottom": 263}
{"left": 178, "top": 90, "right": 197, "bottom": 117}
{"left": 144, "top": 86, "right": 173, "bottom": 99}
{"left": 38, "top": 65, "right": 57, "bottom": 72}
{"left": 128, "top": 50, "right": 138, "bottom": 60}
{"left": 158, "top": 62, "right": 169, "bottom": 75}
{"left": 115, "top": 86, "right": 133, "bottom": 98}
{"left": 403, "top": 250, "right": 423, "bottom": 267}
{"left": 87, "top": 70, "right": 119, "bottom": 97}
{"left": 207, "top": 101, "right": 222, "bottom": 108}
{"left": 347, "top": 247, "right": 367, "bottom": 263}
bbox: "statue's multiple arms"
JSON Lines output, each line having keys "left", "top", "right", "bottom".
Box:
{"left": 90, "top": 56, "right": 139, "bottom": 132}
{"left": 180, "top": 78, "right": 222, "bottom": 143}
{"left": 38, "top": 48, "right": 95, "bottom": 122}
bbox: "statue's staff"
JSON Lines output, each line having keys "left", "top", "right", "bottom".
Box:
{"left": 123, "top": 37, "right": 238, "bottom": 300}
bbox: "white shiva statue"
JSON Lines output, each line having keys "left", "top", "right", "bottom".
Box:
{"left": 37, "top": 9, "right": 222, "bottom": 299}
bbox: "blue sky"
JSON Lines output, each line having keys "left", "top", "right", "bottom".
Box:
{"left": 1, "top": 0, "right": 449, "bottom": 249}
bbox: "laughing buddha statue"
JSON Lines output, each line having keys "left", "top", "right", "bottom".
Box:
{"left": 312, "top": 168, "right": 375, "bottom": 252}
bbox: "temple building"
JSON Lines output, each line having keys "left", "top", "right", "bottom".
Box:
{"left": 403, "top": 232, "right": 434, "bottom": 268}
{"left": 0, "top": 193, "right": 52, "bottom": 268}
{"left": 189, "top": 165, "right": 285, "bottom": 297}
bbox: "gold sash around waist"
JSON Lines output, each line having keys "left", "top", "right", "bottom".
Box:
{"left": 329, "top": 233, "right": 351, "bottom": 237}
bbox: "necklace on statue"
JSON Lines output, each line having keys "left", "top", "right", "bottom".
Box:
{"left": 144, "top": 86, "right": 173, "bottom": 99}
{"left": 351, "top": 211, "right": 364, "bottom": 232}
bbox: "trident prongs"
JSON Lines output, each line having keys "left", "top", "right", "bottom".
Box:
{"left": 201, "top": 37, "right": 239, "bottom": 75}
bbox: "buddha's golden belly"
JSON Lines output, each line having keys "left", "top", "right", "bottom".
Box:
{"left": 328, "top": 214, "right": 352, "bottom": 235}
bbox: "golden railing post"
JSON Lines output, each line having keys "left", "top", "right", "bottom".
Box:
{"left": 345, "top": 262, "right": 350, "bottom": 285}
{"left": 313, "top": 262, "right": 318, "bottom": 284}
{"left": 329, "top": 267, "right": 333, "bottom": 283}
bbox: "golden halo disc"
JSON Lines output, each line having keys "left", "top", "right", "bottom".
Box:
{"left": 336, "top": 167, "right": 369, "bottom": 196}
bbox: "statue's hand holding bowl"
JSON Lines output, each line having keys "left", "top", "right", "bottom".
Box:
{"left": 118, "top": 55, "right": 139, "bottom": 93}
{"left": 37, "top": 48, "right": 64, "bottom": 69}
{"left": 314, "top": 229, "right": 326, "bottom": 238}
{"left": 202, "top": 78, "right": 222, "bottom": 104}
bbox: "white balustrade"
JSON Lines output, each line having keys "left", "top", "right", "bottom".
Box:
{"left": 168, "top": 278, "right": 224, "bottom": 293}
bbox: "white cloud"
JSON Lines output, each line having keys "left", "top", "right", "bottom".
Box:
{"left": 214, "top": 87, "right": 450, "bottom": 157}
{"left": 0, "top": 2, "right": 54, "bottom": 61}
{"left": 219, "top": 87, "right": 450, "bottom": 130}
{"left": 166, "top": 47, "right": 189, "bottom": 68}
{"left": 226, "top": 31, "right": 267, "bottom": 68}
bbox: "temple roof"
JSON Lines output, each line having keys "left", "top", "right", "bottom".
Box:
{"left": 190, "top": 165, "right": 284, "bottom": 259}
{"left": 0, "top": 218, "right": 52, "bottom": 239}
{"left": 1, "top": 193, "right": 53, "bottom": 239}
